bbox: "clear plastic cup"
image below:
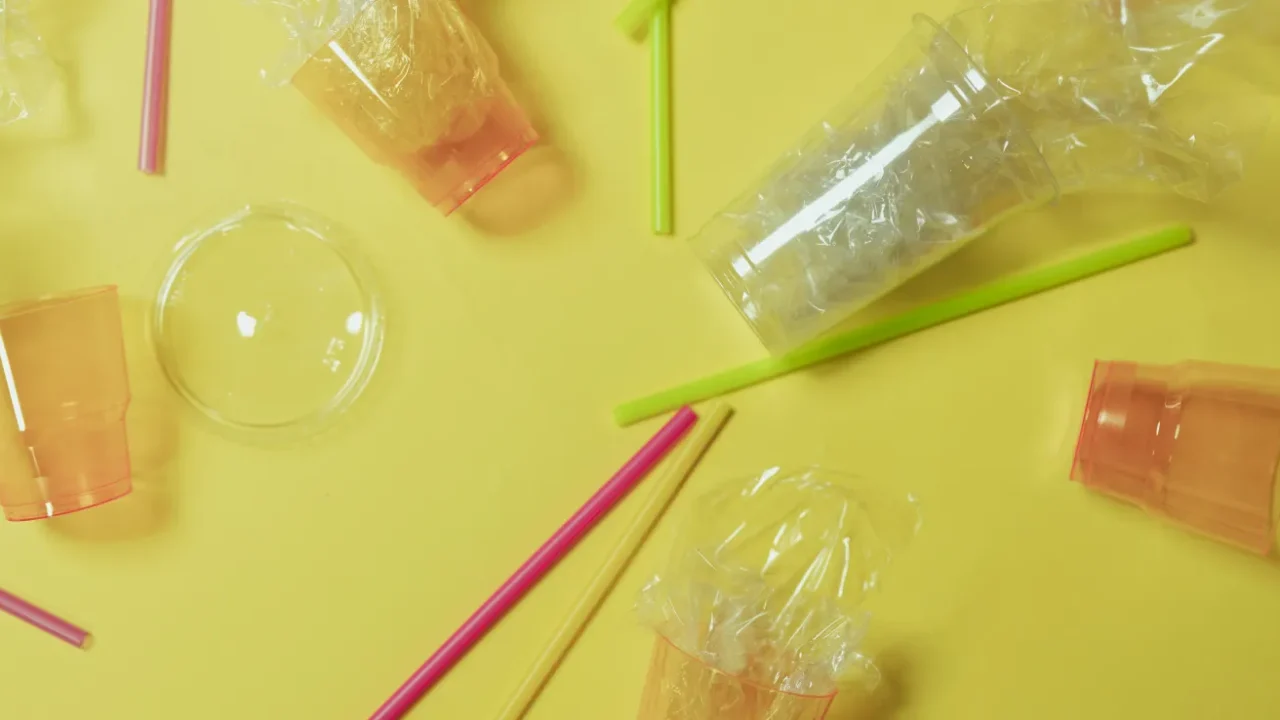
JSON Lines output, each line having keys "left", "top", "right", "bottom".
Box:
{"left": 0, "top": 286, "right": 133, "bottom": 521}
{"left": 638, "top": 636, "right": 836, "bottom": 720}
{"left": 692, "top": 14, "right": 1056, "bottom": 352}
{"left": 291, "top": 0, "right": 539, "bottom": 215}
{"left": 1072, "top": 360, "right": 1280, "bottom": 554}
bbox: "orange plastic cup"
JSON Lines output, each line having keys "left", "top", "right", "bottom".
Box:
{"left": 638, "top": 636, "right": 836, "bottom": 720}
{"left": 1072, "top": 360, "right": 1280, "bottom": 554}
{"left": 291, "top": 0, "right": 539, "bottom": 215}
{"left": 0, "top": 286, "right": 133, "bottom": 521}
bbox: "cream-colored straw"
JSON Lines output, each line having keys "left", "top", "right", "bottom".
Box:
{"left": 495, "top": 403, "right": 734, "bottom": 720}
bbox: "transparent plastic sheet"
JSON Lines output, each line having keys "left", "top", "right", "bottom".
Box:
{"left": 252, "top": 0, "right": 365, "bottom": 84}
{"left": 0, "top": 0, "right": 56, "bottom": 124}
{"left": 944, "top": 0, "right": 1275, "bottom": 199}
{"left": 255, "top": 0, "right": 500, "bottom": 143}
{"left": 690, "top": 15, "right": 1057, "bottom": 353}
{"left": 636, "top": 468, "right": 920, "bottom": 719}
{"left": 253, "top": 0, "right": 538, "bottom": 213}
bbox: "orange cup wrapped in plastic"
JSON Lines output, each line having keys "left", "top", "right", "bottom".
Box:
{"left": 0, "top": 286, "right": 133, "bottom": 521}
{"left": 639, "top": 636, "right": 835, "bottom": 720}
{"left": 636, "top": 468, "right": 918, "bottom": 720}
{"left": 287, "top": 0, "right": 539, "bottom": 214}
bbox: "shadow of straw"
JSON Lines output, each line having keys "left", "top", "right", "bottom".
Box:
{"left": 47, "top": 295, "right": 180, "bottom": 543}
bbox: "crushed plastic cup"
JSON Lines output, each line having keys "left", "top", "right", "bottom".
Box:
{"left": 691, "top": 14, "right": 1055, "bottom": 352}
{"left": 638, "top": 635, "right": 835, "bottom": 720}
{"left": 0, "top": 286, "right": 132, "bottom": 521}
{"left": 291, "top": 0, "right": 539, "bottom": 215}
{"left": 1072, "top": 360, "right": 1280, "bottom": 554}
{"left": 637, "top": 469, "right": 917, "bottom": 719}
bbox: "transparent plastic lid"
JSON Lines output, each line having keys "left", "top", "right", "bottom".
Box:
{"left": 152, "top": 204, "right": 384, "bottom": 439}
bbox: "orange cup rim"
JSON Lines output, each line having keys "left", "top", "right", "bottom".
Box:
{"left": 0, "top": 285, "right": 118, "bottom": 322}
{"left": 1071, "top": 360, "right": 1105, "bottom": 482}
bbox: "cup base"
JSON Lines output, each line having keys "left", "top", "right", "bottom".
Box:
{"left": 430, "top": 130, "right": 538, "bottom": 216}
{"left": 2, "top": 475, "right": 133, "bottom": 522}
{"left": 404, "top": 88, "right": 540, "bottom": 215}
{"left": 639, "top": 635, "right": 836, "bottom": 720}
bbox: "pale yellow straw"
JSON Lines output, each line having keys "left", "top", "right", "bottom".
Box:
{"left": 495, "top": 403, "right": 734, "bottom": 720}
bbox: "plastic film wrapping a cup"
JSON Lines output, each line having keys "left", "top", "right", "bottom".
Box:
{"left": 692, "top": 16, "right": 1057, "bottom": 353}
{"left": 635, "top": 467, "right": 919, "bottom": 719}
{"left": 254, "top": 0, "right": 539, "bottom": 213}
{"left": 694, "top": 1, "right": 1278, "bottom": 353}
{"left": 0, "top": 0, "right": 58, "bottom": 125}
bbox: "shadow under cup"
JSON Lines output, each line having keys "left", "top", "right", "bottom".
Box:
{"left": 291, "top": 0, "right": 539, "bottom": 215}
{"left": 639, "top": 636, "right": 836, "bottom": 720}
{"left": 0, "top": 286, "right": 133, "bottom": 522}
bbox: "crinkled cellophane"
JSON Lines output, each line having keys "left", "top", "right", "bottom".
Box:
{"left": 636, "top": 468, "right": 919, "bottom": 719}
{"left": 0, "top": 0, "right": 57, "bottom": 124}
{"left": 692, "top": 16, "right": 1056, "bottom": 353}
{"left": 270, "top": 0, "right": 538, "bottom": 213}
{"left": 696, "top": 2, "right": 1275, "bottom": 353}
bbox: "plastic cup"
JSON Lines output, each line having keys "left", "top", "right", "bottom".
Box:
{"left": 691, "top": 14, "right": 1056, "bottom": 353}
{"left": 0, "top": 286, "right": 133, "bottom": 521}
{"left": 637, "top": 635, "right": 835, "bottom": 720}
{"left": 291, "top": 0, "right": 539, "bottom": 215}
{"left": 1072, "top": 360, "right": 1280, "bottom": 554}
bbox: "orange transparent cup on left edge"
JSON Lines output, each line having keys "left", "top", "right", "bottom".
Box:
{"left": 292, "top": 0, "right": 539, "bottom": 215}
{"left": 638, "top": 636, "right": 836, "bottom": 720}
{"left": 0, "top": 286, "right": 133, "bottom": 521}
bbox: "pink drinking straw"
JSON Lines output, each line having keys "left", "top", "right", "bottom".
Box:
{"left": 138, "top": 0, "right": 173, "bottom": 174}
{"left": 0, "top": 587, "right": 90, "bottom": 648}
{"left": 368, "top": 406, "right": 699, "bottom": 720}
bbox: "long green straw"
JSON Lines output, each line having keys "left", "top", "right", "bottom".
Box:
{"left": 615, "top": 0, "right": 674, "bottom": 234}
{"left": 614, "top": 226, "right": 1194, "bottom": 426}
{"left": 651, "top": 1, "right": 673, "bottom": 234}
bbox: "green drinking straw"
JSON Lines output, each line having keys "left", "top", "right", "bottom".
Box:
{"left": 614, "top": 226, "right": 1194, "bottom": 426}
{"left": 616, "top": 0, "right": 667, "bottom": 37}
{"left": 615, "top": 0, "right": 674, "bottom": 234}
{"left": 651, "top": 0, "right": 673, "bottom": 234}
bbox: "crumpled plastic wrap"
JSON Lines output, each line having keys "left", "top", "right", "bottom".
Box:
{"left": 636, "top": 468, "right": 919, "bottom": 718}
{"left": 255, "top": 0, "right": 536, "bottom": 213}
{"left": 253, "top": 0, "right": 365, "bottom": 84}
{"left": 946, "top": 0, "right": 1274, "bottom": 200}
{"left": 694, "top": 2, "right": 1277, "bottom": 353}
{"left": 257, "top": 0, "right": 500, "bottom": 146}
{"left": 0, "top": 0, "right": 56, "bottom": 124}
{"left": 692, "top": 15, "right": 1056, "bottom": 353}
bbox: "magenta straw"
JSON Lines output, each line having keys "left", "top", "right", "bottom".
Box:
{"left": 368, "top": 406, "right": 699, "bottom": 720}
{"left": 138, "top": 0, "right": 173, "bottom": 174}
{"left": 0, "top": 587, "right": 89, "bottom": 649}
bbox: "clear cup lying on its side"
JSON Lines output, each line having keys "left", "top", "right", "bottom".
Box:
{"left": 692, "top": 15, "right": 1056, "bottom": 353}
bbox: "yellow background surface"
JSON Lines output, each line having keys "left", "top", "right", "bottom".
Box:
{"left": 3, "top": 0, "right": 1280, "bottom": 718}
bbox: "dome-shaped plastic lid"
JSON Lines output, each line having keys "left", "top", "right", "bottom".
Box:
{"left": 152, "top": 204, "right": 384, "bottom": 440}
